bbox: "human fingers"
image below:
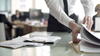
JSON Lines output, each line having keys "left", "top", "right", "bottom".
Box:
{"left": 86, "top": 16, "right": 93, "bottom": 30}
{"left": 83, "top": 16, "right": 93, "bottom": 30}
{"left": 83, "top": 16, "right": 88, "bottom": 24}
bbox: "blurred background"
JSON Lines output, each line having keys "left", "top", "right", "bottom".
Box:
{"left": 0, "top": 0, "right": 100, "bottom": 40}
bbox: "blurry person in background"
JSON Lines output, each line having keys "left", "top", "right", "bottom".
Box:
{"left": 11, "top": 10, "right": 24, "bottom": 37}
{"left": 11, "top": 10, "right": 24, "bottom": 22}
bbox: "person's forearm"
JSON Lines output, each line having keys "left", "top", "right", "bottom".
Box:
{"left": 69, "top": 21, "right": 80, "bottom": 32}
{"left": 69, "top": 21, "right": 81, "bottom": 43}
{"left": 45, "top": 0, "right": 74, "bottom": 27}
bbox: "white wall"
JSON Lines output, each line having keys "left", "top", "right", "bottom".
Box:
{"left": 72, "top": 0, "right": 100, "bottom": 22}
{"left": 35, "top": 0, "right": 49, "bottom": 13}
{"left": 35, "top": 0, "right": 100, "bottom": 21}
{"left": 11, "top": 0, "right": 35, "bottom": 14}
{"left": 11, "top": 0, "right": 100, "bottom": 16}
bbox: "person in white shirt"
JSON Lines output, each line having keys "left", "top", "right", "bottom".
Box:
{"left": 45, "top": 0, "right": 94, "bottom": 43}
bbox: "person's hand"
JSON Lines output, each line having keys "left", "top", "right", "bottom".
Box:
{"left": 69, "top": 16, "right": 93, "bottom": 43}
{"left": 69, "top": 21, "right": 81, "bottom": 43}
{"left": 83, "top": 16, "right": 93, "bottom": 31}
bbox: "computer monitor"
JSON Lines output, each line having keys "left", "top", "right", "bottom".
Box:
{"left": 22, "top": 12, "right": 29, "bottom": 18}
{"left": 29, "top": 9, "right": 43, "bottom": 20}
{"left": 21, "top": 12, "right": 29, "bottom": 21}
{"left": 43, "top": 13, "right": 49, "bottom": 20}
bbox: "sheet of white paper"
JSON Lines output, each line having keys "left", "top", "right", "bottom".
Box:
{"left": 29, "top": 32, "right": 53, "bottom": 37}
{"left": 0, "top": 41, "right": 43, "bottom": 49}
{"left": 26, "top": 36, "right": 61, "bottom": 42}
{"left": 95, "top": 17, "right": 100, "bottom": 31}
{"left": 0, "top": 32, "right": 54, "bottom": 49}
{"left": 0, "top": 32, "right": 58, "bottom": 49}
{"left": 0, "top": 37, "right": 43, "bottom": 49}
{"left": 91, "top": 32, "right": 100, "bottom": 39}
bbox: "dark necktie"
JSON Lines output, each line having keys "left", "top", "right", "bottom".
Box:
{"left": 63, "top": 0, "right": 68, "bottom": 15}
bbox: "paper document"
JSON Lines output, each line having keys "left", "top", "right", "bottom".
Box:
{"left": 25, "top": 36, "right": 61, "bottom": 44}
{"left": 80, "top": 24, "right": 100, "bottom": 45}
{"left": 30, "top": 31, "right": 53, "bottom": 36}
{"left": 80, "top": 41, "right": 100, "bottom": 53}
{"left": 0, "top": 41, "right": 43, "bottom": 49}
{"left": 0, "top": 36, "right": 43, "bottom": 49}
{"left": 0, "top": 40, "right": 43, "bottom": 49}
{"left": 0, "top": 32, "right": 60, "bottom": 48}
{"left": 79, "top": 24, "right": 100, "bottom": 53}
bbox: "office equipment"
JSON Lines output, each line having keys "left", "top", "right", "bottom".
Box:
{"left": 29, "top": 9, "right": 43, "bottom": 20}
{"left": 43, "top": 13, "right": 49, "bottom": 20}
{"left": 24, "top": 40, "right": 54, "bottom": 44}
{"left": 22, "top": 12, "right": 29, "bottom": 19}
{"left": 79, "top": 24, "right": 100, "bottom": 53}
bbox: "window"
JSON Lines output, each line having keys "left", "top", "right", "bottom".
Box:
{"left": 0, "top": 0, "right": 11, "bottom": 12}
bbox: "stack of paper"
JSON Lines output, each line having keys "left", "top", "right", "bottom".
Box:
{"left": 0, "top": 39, "right": 43, "bottom": 49}
{"left": 0, "top": 32, "right": 61, "bottom": 49}
{"left": 79, "top": 24, "right": 100, "bottom": 53}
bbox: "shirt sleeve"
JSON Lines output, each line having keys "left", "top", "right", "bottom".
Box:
{"left": 80, "top": 0, "right": 94, "bottom": 17}
{"left": 45, "top": 0, "right": 74, "bottom": 27}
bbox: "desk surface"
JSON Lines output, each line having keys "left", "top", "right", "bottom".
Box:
{"left": 0, "top": 32, "right": 100, "bottom": 56}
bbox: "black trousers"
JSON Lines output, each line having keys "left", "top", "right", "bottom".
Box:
{"left": 47, "top": 14, "right": 78, "bottom": 32}
{"left": 5, "top": 27, "right": 12, "bottom": 40}
{"left": 15, "top": 27, "right": 24, "bottom": 37}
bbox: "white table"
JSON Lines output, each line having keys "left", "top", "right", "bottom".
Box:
{"left": 0, "top": 32, "right": 100, "bottom": 56}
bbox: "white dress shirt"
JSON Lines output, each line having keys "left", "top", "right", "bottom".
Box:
{"left": 45, "top": 0, "right": 94, "bottom": 27}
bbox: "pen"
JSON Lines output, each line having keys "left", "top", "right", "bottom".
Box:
{"left": 24, "top": 40, "right": 54, "bottom": 44}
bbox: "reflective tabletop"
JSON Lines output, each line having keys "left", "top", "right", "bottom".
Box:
{"left": 0, "top": 32, "right": 100, "bottom": 56}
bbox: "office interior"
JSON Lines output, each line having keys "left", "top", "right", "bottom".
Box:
{"left": 0, "top": 0, "right": 100, "bottom": 56}
{"left": 0, "top": 0, "right": 99, "bottom": 40}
